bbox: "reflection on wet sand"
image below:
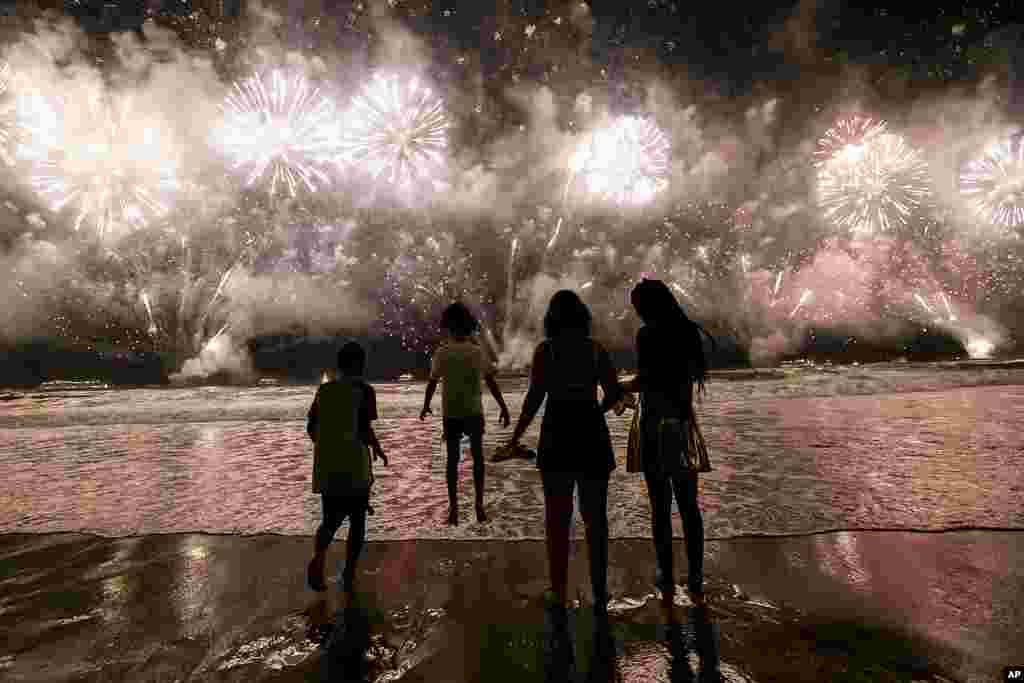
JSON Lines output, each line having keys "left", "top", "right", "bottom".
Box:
{"left": 0, "top": 533, "right": 1012, "bottom": 681}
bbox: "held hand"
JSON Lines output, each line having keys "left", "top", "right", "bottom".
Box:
{"left": 373, "top": 446, "right": 388, "bottom": 466}
{"left": 419, "top": 407, "right": 431, "bottom": 421}
{"left": 498, "top": 406, "right": 511, "bottom": 429}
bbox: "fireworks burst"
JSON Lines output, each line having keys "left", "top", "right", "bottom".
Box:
{"left": 24, "top": 92, "right": 179, "bottom": 240}
{"left": 571, "top": 115, "right": 671, "bottom": 205}
{"left": 960, "top": 134, "right": 1024, "bottom": 228}
{"left": 338, "top": 73, "right": 449, "bottom": 187}
{"left": 214, "top": 70, "right": 340, "bottom": 197}
{"left": 815, "top": 115, "right": 931, "bottom": 235}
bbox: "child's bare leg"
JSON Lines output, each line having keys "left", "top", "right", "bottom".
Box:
{"left": 445, "top": 436, "right": 461, "bottom": 524}
{"left": 470, "top": 432, "right": 486, "bottom": 522}
{"left": 342, "top": 500, "right": 367, "bottom": 592}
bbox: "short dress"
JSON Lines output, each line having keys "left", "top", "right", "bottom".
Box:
{"left": 534, "top": 336, "right": 621, "bottom": 477}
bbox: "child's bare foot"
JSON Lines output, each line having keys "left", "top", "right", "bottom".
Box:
{"left": 447, "top": 506, "right": 459, "bottom": 526}
{"left": 475, "top": 504, "right": 487, "bottom": 523}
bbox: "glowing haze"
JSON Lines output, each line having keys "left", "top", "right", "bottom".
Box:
{"left": 0, "top": 1, "right": 1020, "bottom": 380}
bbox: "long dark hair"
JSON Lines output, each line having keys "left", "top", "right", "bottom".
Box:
{"left": 544, "top": 289, "right": 592, "bottom": 339}
{"left": 630, "top": 278, "right": 712, "bottom": 396}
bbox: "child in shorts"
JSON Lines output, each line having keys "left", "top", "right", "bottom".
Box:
{"left": 420, "top": 302, "right": 510, "bottom": 525}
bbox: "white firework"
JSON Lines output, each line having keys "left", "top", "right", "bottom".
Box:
{"left": 338, "top": 72, "right": 449, "bottom": 187}
{"left": 213, "top": 70, "right": 341, "bottom": 197}
{"left": 23, "top": 90, "right": 179, "bottom": 240}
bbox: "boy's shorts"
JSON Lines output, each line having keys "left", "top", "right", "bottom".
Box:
{"left": 443, "top": 414, "right": 485, "bottom": 443}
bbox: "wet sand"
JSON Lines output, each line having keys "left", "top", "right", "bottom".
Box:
{"left": 2, "top": 530, "right": 1020, "bottom": 682}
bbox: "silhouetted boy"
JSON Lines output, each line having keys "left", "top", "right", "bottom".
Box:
{"left": 306, "top": 342, "right": 387, "bottom": 593}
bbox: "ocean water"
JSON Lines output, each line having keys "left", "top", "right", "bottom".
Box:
{"left": 2, "top": 360, "right": 1023, "bottom": 541}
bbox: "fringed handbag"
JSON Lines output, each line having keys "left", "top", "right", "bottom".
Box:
{"left": 653, "top": 406, "right": 713, "bottom": 476}
{"left": 683, "top": 409, "right": 712, "bottom": 473}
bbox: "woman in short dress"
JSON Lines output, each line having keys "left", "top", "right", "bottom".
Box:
{"left": 506, "top": 289, "right": 624, "bottom": 618}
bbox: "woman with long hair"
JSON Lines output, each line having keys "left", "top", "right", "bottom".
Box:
{"left": 505, "top": 290, "right": 624, "bottom": 621}
{"left": 621, "top": 278, "right": 711, "bottom": 605}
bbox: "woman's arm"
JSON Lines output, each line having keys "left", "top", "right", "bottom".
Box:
{"left": 620, "top": 328, "right": 649, "bottom": 394}
{"left": 306, "top": 390, "right": 320, "bottom": 442}
{"left": 509, "top": 343, "right": 547, "bottom": 442}
{"left": 421, "top": 379, "right": 439, "bottom": 418}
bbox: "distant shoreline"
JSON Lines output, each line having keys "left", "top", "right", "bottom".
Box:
{"left": 4, "top": 357, "right": 1024, "bottom": 391}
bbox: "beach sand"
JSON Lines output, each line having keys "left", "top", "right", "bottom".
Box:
{"left": 1, "top": 530, "right": 1020, "bottom": 682}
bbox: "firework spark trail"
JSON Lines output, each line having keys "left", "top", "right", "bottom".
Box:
{"left": 191, "top": 265, "right": 237, "bottom": 350}
{"left": 960, "top": 135, "right": 1024, "bottom": 228}
{"left": 503, "top": 236, "right": 519, "bottom": 340}
{"left": 546, "top": 217, "right": 563, "bottom": 251}
{"left": 914, "top": 293, "right": 936, "bottom": 316}
{"left": 0, "top": 62, "right": 41, "bottom": 166}
{"left": 0, "top": 61, "right": 17, "bottom": 166}
{"left": 940, "top": 292, "right": 956, "bottom": 321}
{"left": 580, "top": 280, "right": 593, "bottom": 290}
{"left": 140, "top": 291, "right": 157, "bottom": 336}
{"left": 789, "top": 289, "right": 813, "bottom": 318}
{"left": 338, "top": 73, "right": 449, "bottom": 187}
{"left": 24, "top": 92, "right": 178, "bottom": 240}
{"left": 215, "top": 70, "right": 339, "bottom": 197}
{"left": 815, "top": 115, "right": 930, "bottom": 235}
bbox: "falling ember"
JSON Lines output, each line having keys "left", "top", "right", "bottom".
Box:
{"left": 815, "top": 115, "right": 931, "bottom": 235}
{"left": 338, "top": 72, "right": 449, "bottom": 187}
{"left": 580, "top": 280, "right": 593, "bottom": 290}
{"left": 573, "top": 115, "right": 671, "bottom": 205}
{"left": 213, "top": 70, "right": 340, "bottom": 197}
{"left": 789, "top": 289, "right": 813, "bottom": 318}
{"left": 960, "top": 135, "right": 1024, "bottom": 228}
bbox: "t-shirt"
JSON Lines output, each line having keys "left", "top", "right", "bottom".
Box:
{"left": 429, "top": 339, "right": 496, "bottom": 419}
{"left": 306, "top": 377, "right": 377, "bottom": 494}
